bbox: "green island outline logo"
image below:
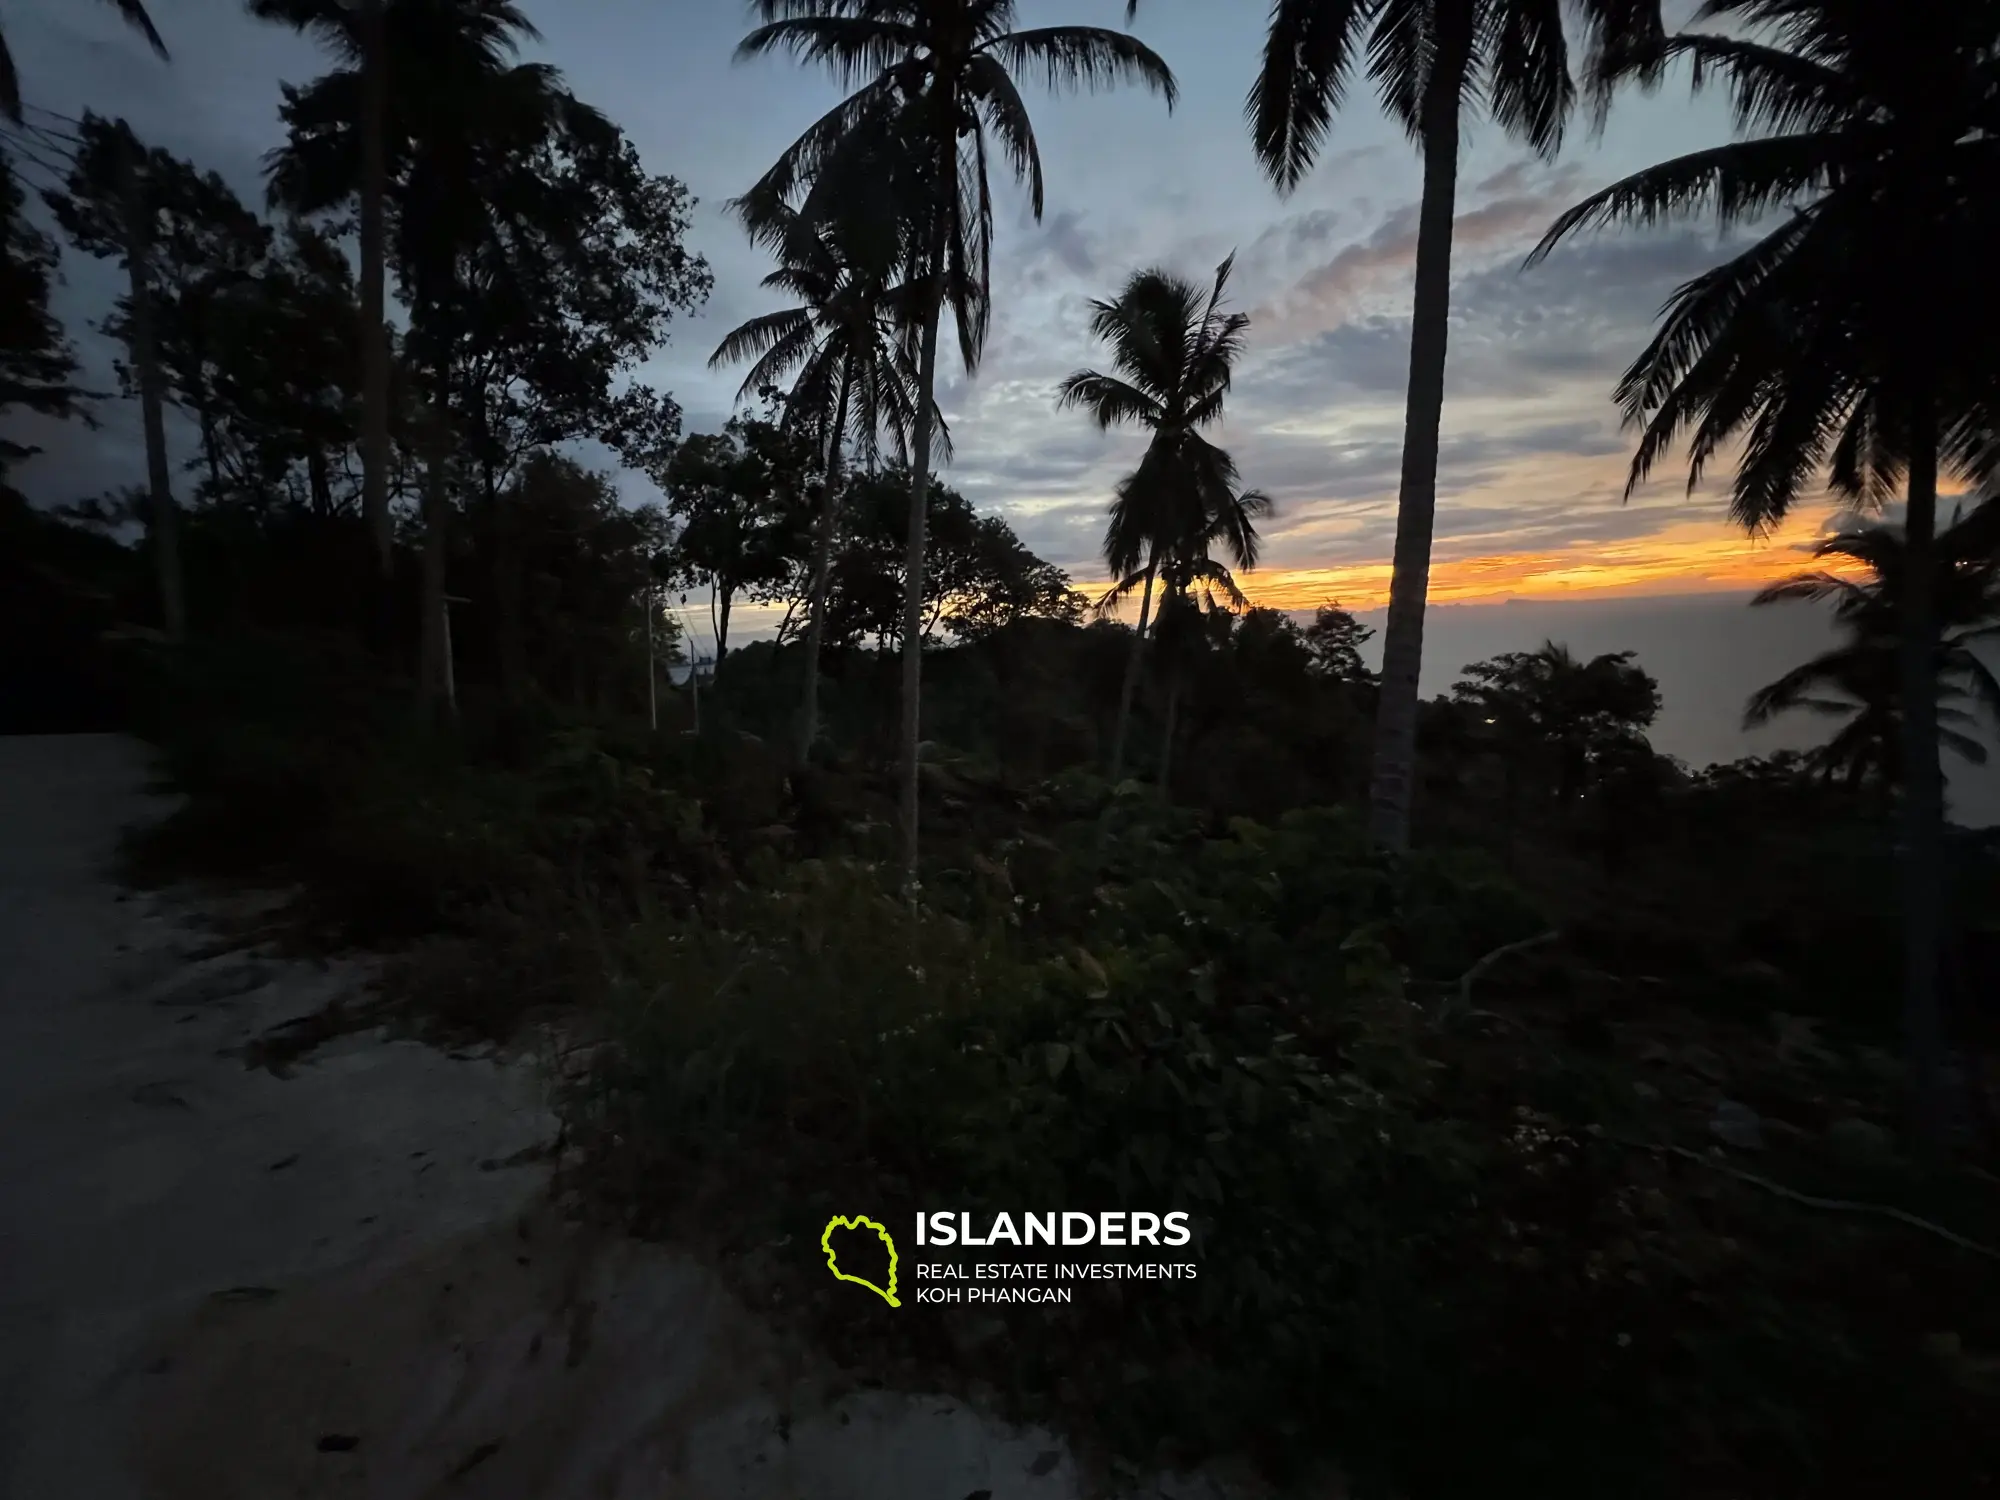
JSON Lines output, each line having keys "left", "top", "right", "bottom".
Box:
{"left": 820, "top": 1214, "right": 900, "bottom": 1307}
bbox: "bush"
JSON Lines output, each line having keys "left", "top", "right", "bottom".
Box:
{"left": 584, "top": 796, "right": 2000, "bottom": 1498}
{"left": 583, "top": 800, "right": 1544, "bottom": 1477}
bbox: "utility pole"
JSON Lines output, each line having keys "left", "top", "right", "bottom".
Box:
{"left": 118, "top": 123, "right": 183, "bottom": 642}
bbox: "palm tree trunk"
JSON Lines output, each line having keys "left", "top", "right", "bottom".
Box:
{"left": 358, "top": 0, "right": 392, "bottom": 582}
{"left": 1157, "top": 662, "right": 1181, "bottom": 798}
{"left": 1365, "top": 12, "right": 1472, "bottom": 853}
{"left": 1898, "top": 396, "right": 1948, "bottom": 1150}
{"left": 798, "top": 366, "right": 853, "bottom": 763}
{"left": 416, "top": 388, "right": 452, "bottom": 725}
{"left": 898, "top": 205, "right": 949, "bottom": 884}
{"left": 119, "top": 133, "right": 183, "bottom": 643}
{"left": 1109, "top": 550, "right": 1159, "bottom": 781}
{"left": 307, "top": 446, "right": 333, "bottom": 516}
{"left": 196, "top": 386, "right": 224, "bottom": 498}
{"left": 484, "top": 460, "right": 528, "bottom": 703}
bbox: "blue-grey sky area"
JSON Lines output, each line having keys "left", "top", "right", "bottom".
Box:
{"left": 4, "top": 0, "right": 1995, "bottom": 819}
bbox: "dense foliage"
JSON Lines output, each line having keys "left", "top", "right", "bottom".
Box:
{"left": 5, "top": 1, "right": 2000, "bottom": 1497}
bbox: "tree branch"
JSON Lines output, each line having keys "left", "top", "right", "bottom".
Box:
{"left": 1620, "top": 1138, "right": 2000, "bottom": 1263}
{"left": 1442, "top": 929, "right": 1560, "bottom": 1019}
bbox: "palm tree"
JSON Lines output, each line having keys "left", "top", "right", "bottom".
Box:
{"left": 1527, "top": 0, "right": 2000, "bottom": 1143}
{"left": 738, "top": 0, "right": 1178, "bottom": 878}
{"left": 710, "top": 199, "right": 941, "bottom": 762}
{"left": 1058, "top": 256, "right": 1249, "bottom": 779}
{"left": 1451, "top": 640, "right": 1661, "bottom": 838}
{"left": 1244, "top": 0, "right": 1666, "bottom": 852}
{"left": 265, "top": 0, "right": 600, "bottom": 718}
{"left": 1747, "top": 514, "right": 2000, "bottom": 793}
{"left": 0, "top": 0, "right": 166, "bottom": 123}
{"left": 245, "top": 0, "right": 393, "bottom": 590}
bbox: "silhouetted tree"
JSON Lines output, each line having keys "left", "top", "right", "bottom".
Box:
{"left": 1059, "top": 256, "right": 1251, "bottom": 779}
{"left": 661, "top": 417, "right": 816, "bottom": 667}
{"left": 1246, "top": 0, "right": 1667, "bottom": 850}
{"left": 1303, "top": 602, "right": 1376, "bottom": 686}
{"left": 739, "top": 0, "right": 1178, "bottom": 876}
{"left": 711, "top": 198, "right": 936, "bottom": 759}
{"left": 1748, "top": 510, "right": 2000, "bottom": 792}
{"left": 0, "top": 153, "right": 85, "bottom": 486}
{"left": 1531, "top": 0, "right": 2000, "bottom": 1144}
{"left": 0, "top": 0, "right": 166, "bottom": 123}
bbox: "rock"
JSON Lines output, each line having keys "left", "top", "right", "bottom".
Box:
{"left": 1708, "top": 1099, "right": 1765, "bottom": 1151}
{"left": 1826, "top": 1116, "right": 1894, "bottom": 1163}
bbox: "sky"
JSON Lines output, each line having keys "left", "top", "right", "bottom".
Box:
{"left": 3, "top": 0, "right": 1996, "bottom": 818}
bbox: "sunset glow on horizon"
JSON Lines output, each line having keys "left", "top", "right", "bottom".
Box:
{"left": 1081, "top": 507, "right": 1859, "bottom": 617}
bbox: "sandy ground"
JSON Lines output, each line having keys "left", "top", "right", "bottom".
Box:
{"left": 0, "top": 734, "right": 1158, "bottom": 1500}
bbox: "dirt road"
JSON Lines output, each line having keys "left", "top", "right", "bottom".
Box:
{"left": 0, "top": 735, "right": 556, "bottom": 1496}
{"left": 0, "top": 735, "right": 1118, "bottom": 1500}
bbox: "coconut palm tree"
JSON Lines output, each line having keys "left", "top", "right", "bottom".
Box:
{"left": 710, "top": 199, "right": 943, "bottom": 762}
{"left": 1058, "top": 256, "right": 1249, "bottom": 778}
{"left": 1244, "top": 0, "right": 1666, "bottom": 853}
{"left": 1528, "top": 0, "right": 2000, "bottom": 1143}
{"left": 1747, "top": 513, "right": 2000, "bottom": 792}
{"left": 245, "top": 0, "right": 393, "bottom": 587}
{"left": 0, "top": 0, "right": 166, "bottom": 124}
{"left": 265, "top": 1, "right": 603, "bottom": 717}
{"left": 737, "top": 0, "right": 1178, "bottom": 878}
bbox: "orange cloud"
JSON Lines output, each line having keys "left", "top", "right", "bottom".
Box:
{"left": 1084, "top": 512, "right": 1846, "bottom": 617}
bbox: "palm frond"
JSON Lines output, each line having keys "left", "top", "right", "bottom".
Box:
{"left": 1527, "top": 133, "right": 1848, "bottom": 264}
{"left": 1671, "top": 31, "right": 1858, "bottom": 138}
{"left": 965, "top": 53, "right": 1044, "bottom": 219}
{"left": 735, "top": 15, "right": 924, "bottom": 89}
{"left": 1055, "top": 370, "right": 1161, "bottom": 430}
{"left": 1246, "top": 0, "right": 1372, "bottom": 192}
{"left": 709, "top": 307, "right": 814, "bottom": 374}
{"left": 107, "top": 0, "right": 169, "bottom": 59}
{"left": 1484, "top": 0, "right": 1573, "bottom": 159}
{"left": 1365, "top": 0, "right": 1436, "bottom": 143}
{"left": 740, "top": 73, "right": 904, "bottom": 223}
{"left": 980, "top": 27, "right": 1178, "bottom": 111}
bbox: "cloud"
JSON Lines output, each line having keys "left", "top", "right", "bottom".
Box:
{"left": 1038, "top": 210, "right": 1097, "bottom": 279}
{"left": 4, "top": 0, "right": 1800, "bottom": 616}
{"left": 1256, "top": 164, "right": 1592, "bottom": 332}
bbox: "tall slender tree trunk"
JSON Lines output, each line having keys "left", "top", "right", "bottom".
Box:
{"left": 1108, "top": 550, "right": 1159, "bottom": 781}
{"left": 898, "top": 204, "right": 950, "bottom": 884}
{"left": 197, "top": 394, "right": 224, "bottom": 498}
{"left": 416, "top": 390, "right": 453, "bottom": 725}
{"left": 1365, "top": 11, "right": 1472, "bottom": 853}
{"left": 119, "top": 132, "right": 183, "bottom": 643}
{"left": 687, "top": 628, "right": 701, "bottom": 735}
{"left": 358, "top": 0, "right": 393, "bottom": 581}
{"left": 798, "top": 367, "right": 853, "bottom": 763}
{"left": 645, "top": 584, "right": 657, "bottom": 731}
{"left": 485, "top": 462, "right": 528, "bottom": 704}
{"left": 1157, "top": 661, "right": 1182, "bottom": 798}
{"left": 1897, "top": 396, "right": 1947, "bottom": 1149}
{"left": 716, "top": 586, "right": 734, "bottom": 664}
{"left": 307, "top": 447, "right": 333, "bottom": 517}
